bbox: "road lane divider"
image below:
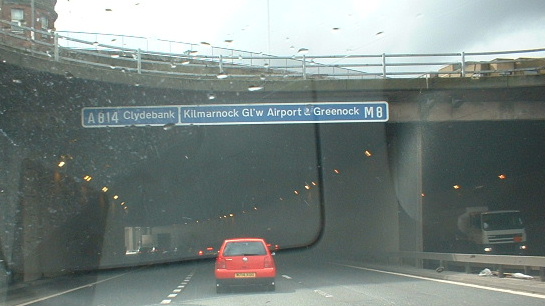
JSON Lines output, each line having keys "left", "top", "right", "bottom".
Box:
{"left": 159, "top": 271, "right": 195, "bottom": 305}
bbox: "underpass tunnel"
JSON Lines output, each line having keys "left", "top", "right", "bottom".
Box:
{"left": 2, "top": 59, "right": 545, "bottom": 282}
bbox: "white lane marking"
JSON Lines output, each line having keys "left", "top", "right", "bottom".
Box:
{"left": 283, "top": 273, "right": 333, "bottom": 298}
{"left": 333, "top": 263, "right": 545, "bottom": 300}
{"left": 158, "top": 269, "right": 195, "bottom": 305}
{"left": 314, "top": 289, "right": 334, "bottom": 298}
{"left": 282, "top": 274, "right": 293, "bottom": 279}
{"left": 14, "top": 271, "right": 133, "bottom": 306}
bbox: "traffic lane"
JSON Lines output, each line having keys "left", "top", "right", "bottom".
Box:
{"left": 276, "top": 255, "right": 545, "bottom": 306}
{"left": 177, "top": 252, "right": 545, "bottom": 306}
{"left": 176, "top": 258, "right": 334, "bottom": 306}
{"left": 4, "top": 261, "right": 204, "bottom": 306}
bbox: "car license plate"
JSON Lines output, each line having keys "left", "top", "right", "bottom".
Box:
{"left": 235, "top": 272, "right": 256, "bottom": 278}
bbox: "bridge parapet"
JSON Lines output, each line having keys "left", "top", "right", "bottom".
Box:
{"left": 2, "top": 19, "right": 545, "bottom": 81}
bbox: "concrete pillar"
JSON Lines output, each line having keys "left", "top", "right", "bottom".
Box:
{"left": 387, "top": 123, "right": 424, "bottom": 254}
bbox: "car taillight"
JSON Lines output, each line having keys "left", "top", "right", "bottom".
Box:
{"left": 264, "top": 256, "right": 274, "bottom": 268}
{"left": 216, "top": 258, "right": 226, "bottom": 269}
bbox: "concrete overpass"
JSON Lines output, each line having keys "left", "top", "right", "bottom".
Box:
{"left": 1, "top": 36, "right": 545, "bottom": 283}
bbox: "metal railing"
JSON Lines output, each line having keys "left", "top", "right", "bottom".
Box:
{"left": 1, "top": 20, "right": 545, "bottom": 80}
{"left": 383, "top": 251, "right": 545, "bottom": 281}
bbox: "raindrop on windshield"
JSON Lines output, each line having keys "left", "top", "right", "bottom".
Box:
{"left": 248, "top": 85, "right": 264, "bottom": 92}
{"left": 163, "top": 123, "right": 175, "bottom": 131}
{"left": 12, "top": 79, "right": 22, "bottom": 84}
{"left": 110, "top": 54, "right": 120, "bottom": 58}
{"left": 217, "top": 73, "right": 228, "bottom": 79}
{"left": 298, "top": 48, "right": 309, "bottom": 54}
{"left": 207, "top": 93, "right": 216, "bottom": 100}
{"left": 64, "top": 72, "right": 74, "bottom": 79}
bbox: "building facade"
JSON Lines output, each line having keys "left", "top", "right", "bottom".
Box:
{"left": 0, "top": 0, "right": 57, "bottom": 45}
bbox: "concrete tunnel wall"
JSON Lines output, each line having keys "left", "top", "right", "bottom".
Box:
{"left": 314, "top": 123, "right": 401, "bottom": 260}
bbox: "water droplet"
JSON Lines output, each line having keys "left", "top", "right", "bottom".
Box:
{"left": 248, "top": 85, "right": 263, "bottom": 92}
{"left": 64, "top": 71, "right": 74, "bottom": 79}
{"left": 110, "top": 54, "right": 119, "bottom": 58}
{"left": 170, "top": 63, "right": 177, "bottom": 68}
{"left": 163, "top": 123, "right": 175, "bottom": 130}
{"left": 217, "top": 73, "right": 228, "bottom": 79}
{"left": 93, "top": 41, "right": 99, "bottom": 46}
{"left": 260, "top": 74, "right": 266, "bottom": 81}
{"left": 207, "top": 93, "right": 216, "bottom": 100}
{"left": 375, "top": 31, "right": 384, "bottom": 36}
{"left": 224, "top": 39, "right": 233, "bottom": 44}
{"left": 298, "top": 48, "right": 309, "bottom": 54}
{"left": 332, "top": 27, "right": 340, "bottom": 31}
{"left": 182, "top": 60, "right": 190, "bottom": 65}
{"left": 12, "top": 79, "right": 22, "bottom": 84}
{"left": 201, "top": 41, "right": 211, "bottom": 46}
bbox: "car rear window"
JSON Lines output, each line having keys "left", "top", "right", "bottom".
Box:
{"left": 223, "top": 242, "right": 267, "bottom": 256}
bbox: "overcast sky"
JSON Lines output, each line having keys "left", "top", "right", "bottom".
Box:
{"left": 54, "top": 0, "right": 545, "bottom": 56}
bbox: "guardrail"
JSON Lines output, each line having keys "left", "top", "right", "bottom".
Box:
{"left": 383, "top": 251, "right": 545, "bottom": 281}
{"left": 1, "top": 20, "right": 545, "bottom": 80}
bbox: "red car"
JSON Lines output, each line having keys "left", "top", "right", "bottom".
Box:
{"left": 215, "top": 238, "right": 276, "bottom": 293}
